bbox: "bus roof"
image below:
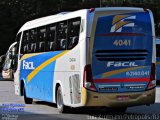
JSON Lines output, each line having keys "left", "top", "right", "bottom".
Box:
{"left": 18, "top": 7, "right": 145, "bottom": 34}
{"left": 18, "top": 12, "right": 70, "bottom": 32}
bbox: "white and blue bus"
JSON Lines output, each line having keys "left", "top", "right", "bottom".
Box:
{"left": 156, "top": 38, "right": 160, "bottom": 82}
{"left": 14, "top": 7, "right": 156, "bottom": 113}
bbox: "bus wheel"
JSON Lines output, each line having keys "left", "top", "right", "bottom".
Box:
{"left": 56, "top": 86, "right": 68, "bottom": 113}
{"left": 23, "top": 87, "right": 33, "bottom": 104}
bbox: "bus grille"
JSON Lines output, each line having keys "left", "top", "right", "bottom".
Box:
{"left": 95, "top": 50, "right": 148, "bottom": 61}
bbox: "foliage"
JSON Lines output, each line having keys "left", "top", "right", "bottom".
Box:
{"left": 0, "top": 0, "right": 160, "bottom": 55}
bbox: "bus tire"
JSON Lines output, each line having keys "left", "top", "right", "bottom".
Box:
{"left": 23, "top": 86, "right": 33, "bottom": 104}
{"left": 56, "top": 86, "right": 68, "bottom": 113}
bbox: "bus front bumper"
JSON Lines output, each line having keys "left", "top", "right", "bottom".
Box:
{"left": 82, "top": 88, "right": 155, "bottom": 107}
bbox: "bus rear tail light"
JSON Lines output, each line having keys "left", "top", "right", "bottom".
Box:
{"left": 147, "top": 63, "right": 156, "bottom": 90}
{"left": 83, "top": 64, "right": 97, "bottom": 91}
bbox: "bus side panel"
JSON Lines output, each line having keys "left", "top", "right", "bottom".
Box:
{"left": 25, "top": 62, "right": 55, "bottom": 102}
{"left": 53, "top": 46, "right": 81, "bottom": 107}
{"left": 20, "top": 51, "right": 64, "bottom": 102}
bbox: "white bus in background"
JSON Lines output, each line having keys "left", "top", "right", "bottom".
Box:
{"left": 2, "top": 42, "right": 17, "bottom": 80}
{"left": 0, "top": 54, "right": 6, "bottom": 79}
{"left": 13, "top": 7, "right": 155, "bottom": 113}
{"left": 0, "top": 54, "right": 6, "bottom": 71}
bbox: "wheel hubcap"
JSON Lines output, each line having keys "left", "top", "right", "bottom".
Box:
{"left": 57, "top": 89, "right": 62, "bottom": 109}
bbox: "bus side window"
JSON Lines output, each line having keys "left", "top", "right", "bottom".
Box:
{"left": 67, "top": 17, "right": 81, "bottom": 49}
{"left": 56, "top": 21, "right": 67, "bottom": 50}
{"left": 46, "top": 24, "right": 56, "bottom": 51}
{"left": 15, "top": 32, "right": 21, "bottom": 54}
{"left": 156, "top": 44, "right": 160, "bottom": 57}
{"left": 14, "top": 33, "right": 21, "bottom": 69}
{"left": 29, "top": 29, "right": 37, "bottom": 53}
{"left": 21, "top": 31, "right": 29, "bottom": 54}
{"left": 37, "top": 27, "right": 46, "bottom": 52}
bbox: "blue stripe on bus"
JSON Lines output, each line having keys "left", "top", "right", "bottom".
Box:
{"left": 26, "top": 61, "right": 56, "bottom": 102}
{"left": 20, "top": 51, "right": 66, "bottom": 102}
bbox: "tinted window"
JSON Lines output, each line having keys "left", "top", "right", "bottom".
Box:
{"left": 20, "top": 17, "right": 81, "bottom": 53}
{"left": 56, "top": 21, "right": 67, "bottom": 50}
{"left": 29, "top": 29, "right": 37, "bottom": 53}
{"left": 67, "top": 17, "right": 81, "bottom": 49}
{"left": 46, "top": 24, "right": 56, "bottom": 51}
{"left": 156, "top": 44, "right": 160, "bottom": 57}
{"left": 21, "top": 31, "right": 29, "bottom": 54}
{"left": 15, "top": 32, "right": 21, "bottom": 54}
{"left": 15, "top": 33, "right": 21, "bottom": 42}
{"left": 37, "top": 27, "right": 46, "bottom": 52}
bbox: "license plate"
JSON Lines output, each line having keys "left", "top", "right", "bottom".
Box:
{"left": 117, "top": 95, "right": 129, "bottom": 101}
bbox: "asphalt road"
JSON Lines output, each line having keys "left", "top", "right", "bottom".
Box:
{"left": 0, "top": 80, "right": 160, "bottom": 120}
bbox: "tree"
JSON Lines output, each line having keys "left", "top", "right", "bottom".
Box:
{"left": 0, "top": 0, "right": 160, "bottom": 55}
